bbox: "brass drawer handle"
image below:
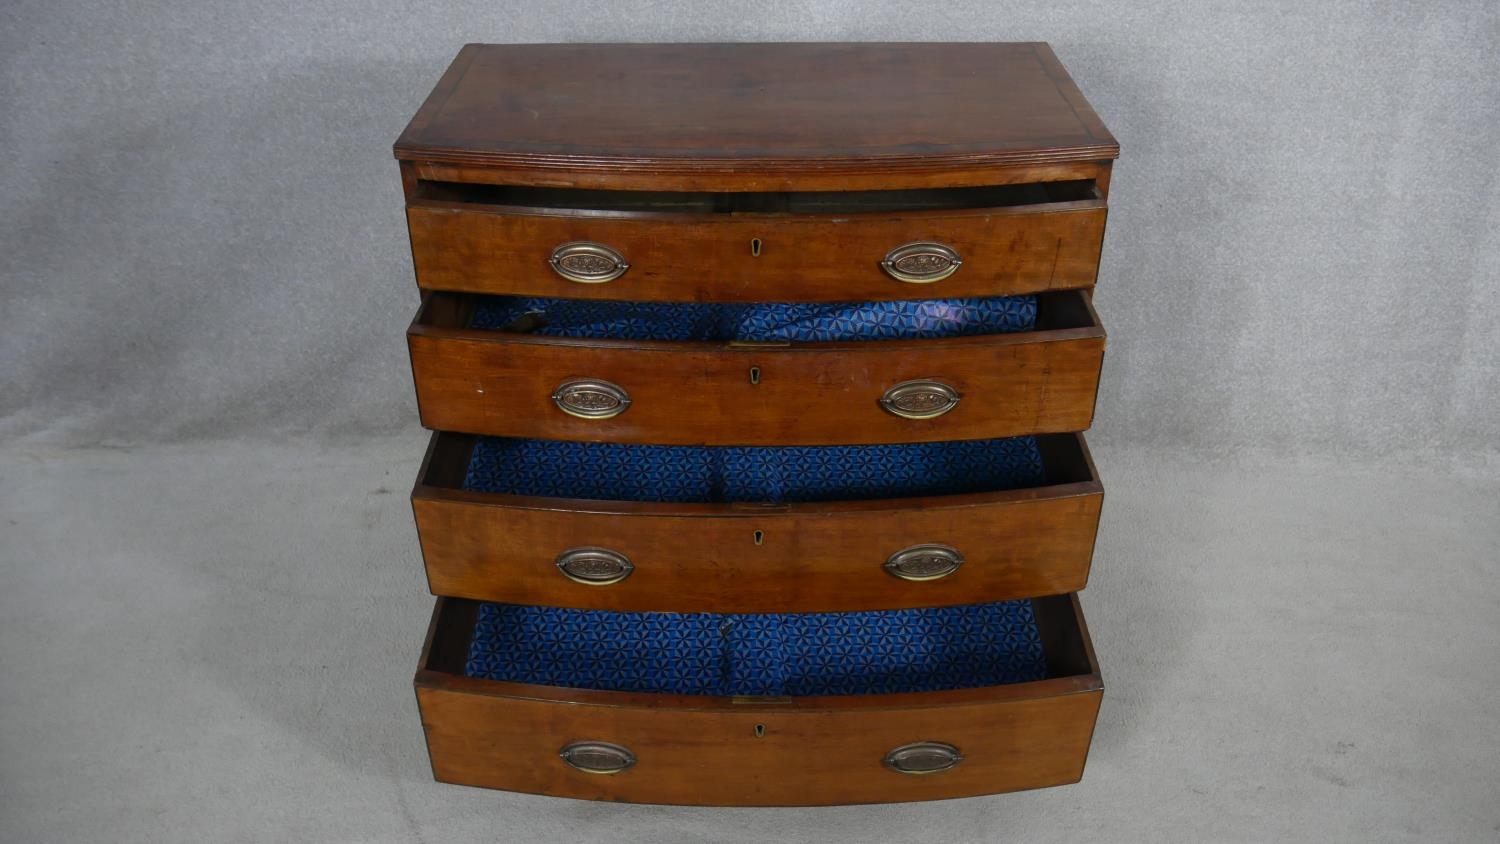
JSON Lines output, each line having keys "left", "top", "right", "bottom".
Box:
{"left": 556, "top": 547, "right": 634, "bottom": 585}
{"left": 879, "top": 379, "right": 961, "bottom": 419}
{"left": 884, "top": 741, "right": 964, "bottom": 775}
{"left": 880, "top": 242, "right": 962, "bottom": 283}
{"left": 549, "top": 242, "right": 630, "bottom": 283}
{"left": 559, "top": 741, "right": 636, "bottom": 774}
{"left": 552, "top": 379, "right": 631, "bottom": 419}
{"left": 884, "top": 544, "right": 964, "bottom": 581}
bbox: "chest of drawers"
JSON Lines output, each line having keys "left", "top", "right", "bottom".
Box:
{"left": 394, "top": 42, "right": 1118, "bottom": 805}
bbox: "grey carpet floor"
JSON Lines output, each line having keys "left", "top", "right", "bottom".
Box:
{"left": 2, "top": 434, "right": 1497, "bottom": 843}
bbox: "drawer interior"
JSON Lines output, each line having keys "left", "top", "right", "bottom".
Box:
{"left": 467, "top": 295, "right": 1037, "bottom": 342}
{"left": 412, "top": 179, "right": 1100, "bottom": 215}
{"left": 462, "top": 436, "right": 1046, "bottom": 503}
{"left": 422, "top": 432, "right": 1096, "bottom": 505}
{"left": 423, "top": 595, "right": 1095, "bottom": 698}
{"left": 420, "top": 290, "right": 1096, "bottom": 344}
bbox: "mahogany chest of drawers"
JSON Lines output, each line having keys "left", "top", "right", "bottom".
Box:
{"left": 394, "top": 42, "right": 1118, "bottom": 805}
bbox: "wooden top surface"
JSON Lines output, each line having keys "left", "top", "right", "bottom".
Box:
{"left": 394, "top": 43, "right": 1117, "bottom": 177}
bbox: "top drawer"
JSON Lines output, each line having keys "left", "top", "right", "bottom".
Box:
{"left": 404, "top": 180, "right": 1107, "bottom": 301}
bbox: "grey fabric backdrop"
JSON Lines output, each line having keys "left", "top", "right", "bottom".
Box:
{"left": 3, "top": 1, "right": 1498, "bottom": 460}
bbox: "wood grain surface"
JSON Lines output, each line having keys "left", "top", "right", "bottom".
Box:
{"left": 407, "top": 291, "right": 1106, "bottom": 445}
{"left": 411, "top": 432, "right": 1103, "bottom": 612}
{"left": 405, "top": 181, "right": 1107, "bottom": 300}
{"left": 414, "top": 594, "right": 1103, "bottom": 805}
{"left": 394, "top": 43, "right": 1118, "bottom": 184}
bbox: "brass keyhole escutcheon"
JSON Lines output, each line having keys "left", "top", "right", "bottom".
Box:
{"left": 753, "top": 530, "right": 764, "bottom": 546}
{"left": 749, "top": 366, "right": 761, "bottom": 385}
{"left": 750, "top": 237, "right": 762, "bottom": 257}
{"left": 754, "top": 724, "right": 766, "bottom": 738}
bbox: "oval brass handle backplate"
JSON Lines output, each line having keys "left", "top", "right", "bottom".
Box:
{"left": 552, "top": 379, "right": 631, "bottom": 419}
{"left": 556, "top": 547, "right": 634, "bottom": 585}
{"left": 883, "top": 741, "right": 964, "bottom": 775}
{"left": 879, "top": 379, "right": 961, "bottom": 420}
{"left": 549, "top": 242, "right": 630, "bottom": 283}
{"left": 559, "top": 741, "right": 636, "bottom": 774}
{"left": 884, "top": 544, "right": 964, "bottom": 582}
{"left": 880, "top": 242, "right": 962, "bottom": 283}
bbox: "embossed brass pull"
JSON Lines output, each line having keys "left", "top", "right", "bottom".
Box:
{"left": 879, "top": 379, "right": 961, "bottom": 420}
{"left": 883, "top": 741, "right": 964, "bottom": 774}
{"left": 559, "top": 741, "right": 636, "bottom": 774}
{"left": 884, "top": 544, "right": 964, "bottom": 581}
{"left": 552, "top": 379, "right": 631, "bottom": 419}
{"left": 880, "top": 242, "right": 962, "bottom": 283}
{"left": 556, "top": 547, "right": 634, "bottom": 585}
{"left": 548, "top": 242, "right": 630, "bottom": 283}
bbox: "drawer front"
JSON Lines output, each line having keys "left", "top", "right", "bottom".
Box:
{"left": 415, "top": 596, "right": 1103, "bottom": 806}
{"left": 408, "top": 292, "right": 1105, "bottom": 446}
{"left": 405, "top": 193, "right": 1106, "bottom": 301}
{"left": 412, "top": 433, "right": 1101, "bottom": 612}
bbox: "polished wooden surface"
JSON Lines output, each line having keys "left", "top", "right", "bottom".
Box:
{"left": 397, "top": 42, "right": 1118, "bottom": 804}
{"left": 405, "top": 157, "right": 1114, "bottom": 194}
{"left": 405, "top": 182, "right": 1107, "bottom": 300}
{"left": 411, "top": 432, "right": 1102, "bottom": 612}
{"left": 407, "top": 291, "right": 1106, "bottom": 445}
{"left": 414, "top": 594, "right": 1102, "bottom": 805}
{"left": 394, "top": 43, "right": 1119, "bottom": 184}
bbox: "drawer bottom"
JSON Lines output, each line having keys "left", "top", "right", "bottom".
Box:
{"left": 464, "top": 600, "right": 1049, "bottom": 696}
{"left": 460, "top": 435, "right": 1046, "bottom": 503}
{"left": 467, "top": 293, "right": 1039, "bottom": 342}
{"left": 416, "top": 595, "right": 1102, "bottom": 805}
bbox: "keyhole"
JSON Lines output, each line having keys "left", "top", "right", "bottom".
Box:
{"left": 753, "top": 530, "right": 764, "bottom": 546}
{"left": 754, "top": 724, "right": 766, "bottom": 738}
{"left": 750, "top": 238, "right": 762, "bottom": 257}
{"left": 749, "top": 366, "right": 761, "bottom": 385}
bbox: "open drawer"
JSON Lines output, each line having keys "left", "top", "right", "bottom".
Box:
{"left": 405, "top": 180, "right": 1108, "bottom": 300}
{"left": 407, "top": 290, "right": 1106, "bottom": 445}
{"left": 411, "top": 431, "right": 1101, "bottom": 612}
{"left": 415, "top": 594, "right": 1102, "bottom": 805}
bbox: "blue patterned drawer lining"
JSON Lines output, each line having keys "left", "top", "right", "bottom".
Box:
{"left": 465, "top": 601, "right": 1049, "bottom": 696}
{"left": 468, "top": 295, "right": 1037, "bottom": 342}
{"left": 462, "top": 436, "right": 1046, "bottom": 503}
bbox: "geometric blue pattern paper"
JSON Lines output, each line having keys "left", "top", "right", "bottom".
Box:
{"left": 735, "top": 297, "right": 1036, "bottom": 342}
{"left": 469, "top": 298, "right": 730, "bottom": 341}
{"left": 468, "top": 295, "right": 1037, "bottom": 341}
{"left": 720, "top": 439, "right": 1046, "bottom": 502}
{"left": 464, "top": 601, "right": 1049, "bottom": 696}
{"left": 742, "top": 602, "right": 1049, "bottom": 696}
{"left": 465, "top": 603, "right": 730, "bottom": 695}
{"left": 462, "top": 436, "right": 1046, "bottom": 503}
{"left": 462, "top": 439, "right": 716, "bottom": 503}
